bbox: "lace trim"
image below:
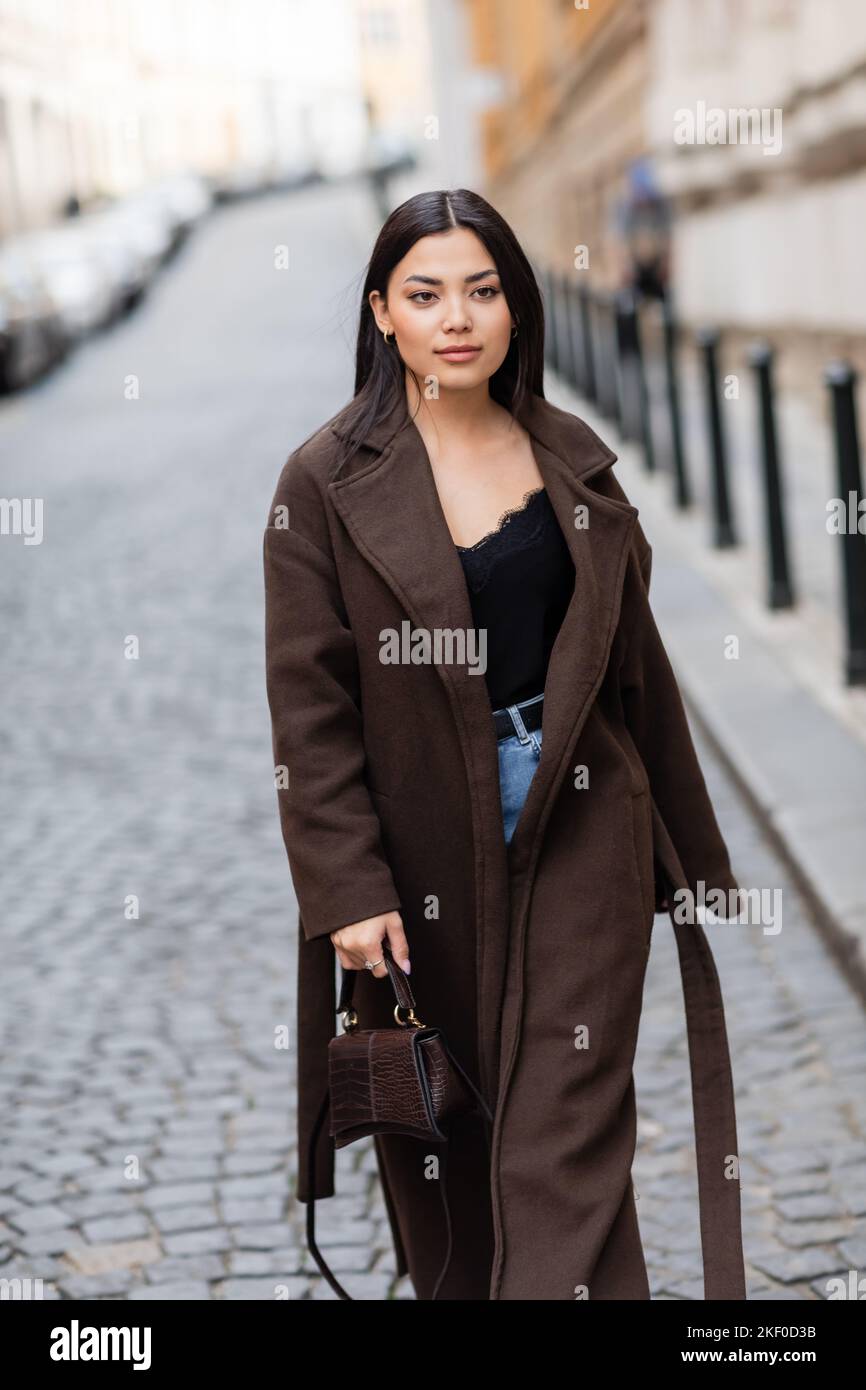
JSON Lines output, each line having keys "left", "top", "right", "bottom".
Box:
{"left": 455, "top": 486, "right": 546, "bottom": 554}
{"left": 456, "top": 487, "right": 554, "bottom": 593}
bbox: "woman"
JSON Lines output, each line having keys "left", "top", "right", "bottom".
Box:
{"left": 263, "top": 189, "right": 746, "bottom": 1301}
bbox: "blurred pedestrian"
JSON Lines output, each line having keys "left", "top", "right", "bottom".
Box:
{"left": 614, "top": 156, "right": 672, "bottom": 301}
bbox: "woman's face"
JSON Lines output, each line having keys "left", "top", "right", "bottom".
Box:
{"left": 369, "top": 227, "right": 514, "bottom": 392}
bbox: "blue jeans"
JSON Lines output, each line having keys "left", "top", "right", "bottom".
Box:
{"left": 494, "top": 692, "right": 544, "bottom": 844}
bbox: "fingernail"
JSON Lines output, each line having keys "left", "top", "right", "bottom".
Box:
{"left": 400, "top": 959, "right": 411, "bottom": 973}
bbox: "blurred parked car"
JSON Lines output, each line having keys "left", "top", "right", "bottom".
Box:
{"left": 0, "top": 171, "right": 214, "bottom": 389}
{"left": 0, "top": 246, "right": 68, "bottom": 392}
{"left": 209, "top": 162, "right": 274, "bottom": 202}
{"left": 7, "top": 227, "right": 115, "bottom": 339}
{"left": 148, "top": 171, "right": 212, "bottom": 234}
{"left": 366, "top": 137, "right": 417, "bottom": 183}
{"left": 97, "top": 197, "right": 173, "bottom": 278}
{"left": 74, "top": 209, "right": 150, "bottom": 314}
{"left": 267, "top": 156, "right": 322, "bottom": 192}
{"left": 106, "top": 173, "right": 212, "bottom": 260}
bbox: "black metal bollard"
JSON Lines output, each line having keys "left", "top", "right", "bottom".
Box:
{"left": 542, "top": 264, "right": 556, "bottom": 369}
{"left": 697, "top": 326, "right": 737, "bottom": 547}
{"left": 614, "top": 290, "right": 640, "bottom": 440}
{"left": 825, "top": 361, "right": 866, "bottom": 685}
{"left": 594, "top": 291, "right": 621, "bottom": 427}
{"left": 542, "top": 264, "right": 556, "bottom": 366}
{"left": 578, "top": 283, "right": 597, "bottom": 403}
{"left": 565, "top": 279, "right": 586, "bottom": 394}
{"left": 661, "top": 297, "right": 690, "bottom": 507}
{"left": 544, "top": 265, "right": 558, "bottom": 372}
{"left": 748, "top": 342, "right": 795, "bottom": 610}
{"left": 556, "top": 272, "right": 577, "bottom": 387}
{"left": 588, "top": 292, "right": 609, "bottom": 416}
{"left": 556, "top": 271, "right": 575, "bottom": 383}
{"left": 606, "top": 292, "right": 624, "bottom": 431}
{"left": 631, "top": 292, "right": 656, "bottom": 473}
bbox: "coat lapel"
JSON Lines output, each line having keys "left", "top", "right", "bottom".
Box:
{"left": 328, "top": 399, "right": 480, "bottom": 689}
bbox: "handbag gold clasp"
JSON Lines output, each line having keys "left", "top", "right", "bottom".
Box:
{"left": 394, "top": 1004, "right": 424, "bottom": 1028}
{"left": 340, "top": 1008, "right": 359, "bottom": 1032}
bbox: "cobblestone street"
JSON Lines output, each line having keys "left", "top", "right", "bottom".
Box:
{"left": 1, "top": 180, "right": 864, "bottom": 1301}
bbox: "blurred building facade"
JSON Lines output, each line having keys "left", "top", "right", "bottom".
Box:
{"left": 356, "top": 0, "right": 433, "bottom": 158}
{"left": 648, "top": 0, "right": 866, "bottom": 391}
{"left": 459, "top": 0, "right": 866, "bottom": 398}
{"left": 0, "top": 0, "right": 371, "bottom": 237}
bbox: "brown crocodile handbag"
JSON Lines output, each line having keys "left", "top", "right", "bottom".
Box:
{"left": 305, "top": 942, "right": 493, "bottom": 1300}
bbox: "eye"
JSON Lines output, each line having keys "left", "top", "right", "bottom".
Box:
{"left": 472, "top": 285, "right": 500, "bottom": 300}
{"left": 408, "top": 290, "right": 437, "bottom": 304}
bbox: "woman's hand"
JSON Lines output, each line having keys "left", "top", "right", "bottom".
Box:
{"left": 330, "top": 911, "right": 410, "bottom": 979}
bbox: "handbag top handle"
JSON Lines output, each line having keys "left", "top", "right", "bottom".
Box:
{"left": 336, "top": 941, "right": 419, "bottom": 1024}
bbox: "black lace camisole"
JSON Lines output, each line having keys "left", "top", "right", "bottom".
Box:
{"left": 455, "top": 486, "right": 576, "bottom": 711}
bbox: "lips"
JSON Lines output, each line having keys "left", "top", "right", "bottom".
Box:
{"left": 435, "top": 345, "right": 481, "bottom": 358}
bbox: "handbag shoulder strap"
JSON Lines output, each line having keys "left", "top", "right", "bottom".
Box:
{"left": 304, "top": 1088, "right": 459, "bottom": 1300}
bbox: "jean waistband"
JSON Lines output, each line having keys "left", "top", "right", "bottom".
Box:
{"left": 492, "top": 691, "right": 544, "bottom": 741}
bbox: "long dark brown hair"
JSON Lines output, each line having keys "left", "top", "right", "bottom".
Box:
{"left": 336, "top": 188, "right": 545, "bottom": 467}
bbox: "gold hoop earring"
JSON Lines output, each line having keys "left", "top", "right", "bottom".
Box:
{"left": 383, "top": 327, "right": 394, "bottom": 344}
{"left": 511, "top": 324, "right": 519, "bottom": 339}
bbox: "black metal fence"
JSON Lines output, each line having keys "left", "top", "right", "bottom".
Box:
{"left": 537, "top": 266, "right": 866, "bottom": 687}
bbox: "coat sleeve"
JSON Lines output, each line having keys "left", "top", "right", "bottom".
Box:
{"left": 618, "top": 536, "right": 741, "bottom": 917}
{"left": 263, "top": 450, "right": 403, "bottom": 944}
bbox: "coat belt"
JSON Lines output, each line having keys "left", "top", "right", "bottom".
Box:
{"left": 651, "top": 801, "right": 746, "bottom": 1300}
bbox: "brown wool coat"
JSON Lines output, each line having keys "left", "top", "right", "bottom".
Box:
{"left": 263, "top": 390, "right": 747, "bottom": 1301}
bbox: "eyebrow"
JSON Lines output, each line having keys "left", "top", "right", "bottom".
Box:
{"left": 401, "top": 268, "right": 500, "bottom": 286}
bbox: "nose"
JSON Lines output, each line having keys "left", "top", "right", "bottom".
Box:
{"left": 441, "top": 295, "right": 472, "bottom": 333}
